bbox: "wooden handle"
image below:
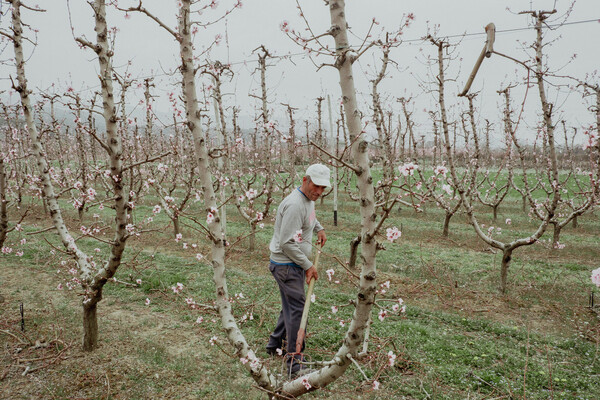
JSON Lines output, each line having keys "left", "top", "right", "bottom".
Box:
{"left": 295, "top": 243, "right": 322, "bottom": 353}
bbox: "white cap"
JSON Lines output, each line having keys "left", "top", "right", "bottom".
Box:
{"left": 306, "top": 164, "right": 331, "bottom": 187}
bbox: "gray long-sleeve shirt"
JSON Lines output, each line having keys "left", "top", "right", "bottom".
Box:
{"left": 269, "top": 188, "right": 324, "bottom": 270}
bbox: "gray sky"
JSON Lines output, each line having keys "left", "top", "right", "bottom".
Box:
{"left": 1, "top": 0, "right": 599, "bottom": 146}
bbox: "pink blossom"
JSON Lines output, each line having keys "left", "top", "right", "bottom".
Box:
{"left": 505, "top": 218, "right": 512, "bottom": 225}
{"left": 378, "top": 309, "right": 387, "bottom": 322}
{"left": 280, "top": 20, "right": 290, "bottom": 33}
{"left": 157, "top": 163, "right": 168, "bottom": 173}
{"left": 398, "top": 162, "right": 418, "bottom": 177}
{"left": 372, "top": 380, "right": 380, "bottom": 390}
{"left": 331, "top": 306, "right": 338, "bottom": 314}
{"left": 434, "top": 165, "right": 448, "bottom": 176}
{"left": 145, "top": 298, "right": 151, "bottom": 306}
{"left": 245, "top": 188, "right": 257, "bottom": 200}
{"left": 209, "top": 336, "right": 218, "bottom": 346}
{"left": 442, "top": 184, "right": 452, "bottom": 195}
{"left": 386, "top": 227, "right": 401, "bottom": 242}
{"left": 592, "top": 268, "right": 600, "bottom": 287}
{"left": 326, "top": 268, "right": 335, "bottom": 281}
{"left": 293, "top": 230, "right": 303, "bottom": 243}
{"left": 301, "top": 377, "right": 311, "bottom": 389}
{"left": 388, "top": 350, "right": 397, "bottom": 367}
{"left": 206, "top": 212, "right": 215, "bottom": 224}
{"left": 136, "top": 279, "right": 142, "bottom": 285}
{"left": 196, "top": 316, "right": 204, "bottom": 324}
{"left": 171, "top": 282, "right": 184, "bottom": 294}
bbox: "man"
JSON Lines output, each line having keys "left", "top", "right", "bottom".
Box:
{"left": 266, "top": 163, "right": 330, "bottom": 377}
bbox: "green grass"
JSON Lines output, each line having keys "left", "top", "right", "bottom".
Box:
{"left": 1, "top": 166, "right": 598, "bottom": 399}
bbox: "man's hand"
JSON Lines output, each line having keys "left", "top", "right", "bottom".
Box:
{"left": 305, "top": 265, "right": 318, "bottom": 284}
{"left": 317, "top": 229, "right": 327, "bottom": 247}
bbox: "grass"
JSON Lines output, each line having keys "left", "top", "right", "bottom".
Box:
{"left": 1, "top": 168, "right": 599, "bottom": 399}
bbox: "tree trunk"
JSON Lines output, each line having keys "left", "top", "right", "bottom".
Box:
{"left": 82, "top": 301, "right": 98, "bottom": 351}
{"left": 552, "top": 223, "right": 561, "bottom": 249}
{"left": 572, "top": 215, "right": 578, "bottom": 229}
{"left": 248, "top": 223, "right": 256, "bottom": 252}
{"left": 172, "top": 217, "right": 180, "bottom": 237}
{"left": 492, "top": 205, "right": 498, "bottom": 222}
{"left": 442, "top": 212, "right": 451, "bottom": 237}
{"left": 500, "top": 249, "right": 512, "bottom": 294}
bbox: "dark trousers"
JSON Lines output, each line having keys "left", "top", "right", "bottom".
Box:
{"left": 267, "top": 263, "right": 306, "bottom": 355}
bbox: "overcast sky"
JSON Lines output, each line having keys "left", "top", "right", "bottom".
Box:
{"left": 1, "top": 0, "right": 599, "bottom": 145}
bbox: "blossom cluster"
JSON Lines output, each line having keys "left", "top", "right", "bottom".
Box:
{"left": 386, "top": 227, "right": 401, "bottom": 242}
{"left": 398, "top": 162, "right": 418, "bottom": 177}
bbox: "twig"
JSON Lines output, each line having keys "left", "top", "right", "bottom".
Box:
{"left": 122, "top": 151, "right": 172, "bottom": 172}
{"left": 253, "top": 385, "right": 295, "bottom": 400}
{"left": 105, "top": 371, "right": 111, "bottom": 398}
{"left": 346, "top": 353, "right": 369, "bottom": 381}
{"left": 0, "top": 329, "right": 29, "bottom": 345}
{"left": 309, "top": 140, "right": 359, "bottom": 173}
{"left": 26, "top": 225, "right": 57, "bottom": 235}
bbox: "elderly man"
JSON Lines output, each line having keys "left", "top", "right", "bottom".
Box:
{"left": 266, "top": 163, "right": 330, "bottom": 377}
